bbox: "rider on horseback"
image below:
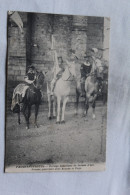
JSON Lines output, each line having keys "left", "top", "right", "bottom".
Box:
{"left": 80, "top": 55, "right": 93, "bottom": 97}
{"left": 50, "top": 49, "right": 77, "bottom": 96}
{"left": 24, "top": 65, "right": 37, "bottom": 84}
{"left": 24, "top": 65, "right": 40, "bottom": 96}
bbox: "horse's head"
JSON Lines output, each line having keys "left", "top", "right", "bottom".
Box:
{"left": 90, "top": 58, "right": 105, "bottom": 79}
{"left": 34, "top": 71, "right": 45, "bottom": 89}
{"left": 96, "top": 59, "right": 105, "bottom": 75}
{"left": 67, "top": 62, "right": 76, "bottom": 78}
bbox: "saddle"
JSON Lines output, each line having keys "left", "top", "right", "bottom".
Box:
{"left": 11, "top": 84, "right": 29, "bottom": 112}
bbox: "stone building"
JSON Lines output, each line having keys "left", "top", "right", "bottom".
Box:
{"left": 7, "top": 12, "right": 110, "bottom": 106}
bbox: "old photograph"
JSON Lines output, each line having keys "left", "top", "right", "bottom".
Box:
{"left": 5, "top": 11, "right": 110, "bottom": 172}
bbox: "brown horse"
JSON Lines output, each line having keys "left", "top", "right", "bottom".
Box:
{"left": 84, "top": 72, "right": 98, "bottom": 119}
{"left": 11, "top": 71, "right": 45, "bottom": 129}
{"left": 75, "top": 58, "right": 104, "bottom": 119}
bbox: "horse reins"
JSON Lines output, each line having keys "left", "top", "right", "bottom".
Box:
{"left": 62, "top": 65, "right": 75, "bottom": 81}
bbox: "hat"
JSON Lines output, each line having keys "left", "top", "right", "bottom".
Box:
{"left": 28, "top": 65, "right": 35, "bottom": 70}
{"left": 84, "top": 61, "right": 91, "bottom": 66}
{"left": 84, "top": 55, "right": 93, "bottom": 65}
{"left": 58, "top": 56, "right": 63, "bottom": 63}
{"left": 91, "top": 48, "right": 98, "bottom": 53}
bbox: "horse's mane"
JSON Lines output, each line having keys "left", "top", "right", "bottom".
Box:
{"left": 36, "top": 71, "right": 45, "bottom": 80}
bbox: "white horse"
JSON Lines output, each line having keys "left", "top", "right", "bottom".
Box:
{"left": 54, "top": 62, "right": 76, "bottom": 123}
{"left": 45, "top": 69, "right": 56, "bottom": 120}
{"left": 46, "top": 62, "right": 76, "bottom": 123}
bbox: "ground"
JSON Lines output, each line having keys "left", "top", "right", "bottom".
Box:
{"left": 5, "top": 101, "right": 107, "bottom": 167}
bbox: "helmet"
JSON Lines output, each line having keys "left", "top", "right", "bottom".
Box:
{"left": 28, "top": 65, "right": 35, "bottom": 71}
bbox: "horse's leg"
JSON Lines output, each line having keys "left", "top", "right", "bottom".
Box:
{"left": 85, "top": 97, "right": 89, "bottom": 118}
{"left": 75, "top": 90, "right": 79, "bottom": 115}
{"left": 92, "top": 100, "right": 96, "bottom": 119}
{"left": 34, "top": 104, "right": 39, "bottom": 128}
{"left": 92, "top": 92, "right": 97, "bottom": 119}
{"left": 48, "top": 94, "right": 51, "bottom": 120}
{"left": 22, "top": 103, "right": 29, "bottom": 129}
{"left": 17, "top": 111, "right": 21, "bottom": 124}
{"left": 16, "top": 94, "right": 21, "bottom": 124}
{"left": 61, "top": 97, "right": 68, "bottom": 123}
{"left": 82, "top": 95, "right": 87, "bottom": 117}
{"left": 26, "top": 105, "right": 31, "bottom": 129}
{"left": 53, "top": 97, "right": 56, "bottom": 118}
{"left": 56, "top": 96, "right": 61, "bottom": 124}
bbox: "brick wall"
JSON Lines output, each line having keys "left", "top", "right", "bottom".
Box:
{"left": 29, "top": 14, "right": 72, "bottom": 71}
{"left": 7, "top": 12, "right": 27, "bottom": 81}
{"left": 7, "top": 12, "right": 27, "bottom": 109}
{"left": 87, "top": 17, "right": 104, "bottom": 56}
{"left": 27, "top": 14, "right": 89, "bottom": 97}
{"left": 7, "top": 13, "right": 106, "bottom": 107}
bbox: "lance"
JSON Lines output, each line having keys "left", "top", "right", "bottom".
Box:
{"left": 51, "top": 34, "right": 59, "bottom": 77}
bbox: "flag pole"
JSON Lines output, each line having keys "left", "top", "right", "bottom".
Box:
{"left": 51, "top": 34, "right": 59, "bottom": 77}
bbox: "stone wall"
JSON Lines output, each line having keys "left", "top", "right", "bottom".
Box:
{"left": 87, "top": 17, "right": 104, "bottom": 56}
{"left": 7, "top": 13, "right": 106, "bottom": 81}
{"left": 7, "top": 12, "right": 27, "bottom": 110}
{"left": 26, "top": 14, "right": 88, "bottom": 72}
{"left": 7, "top": 12, "right": 27, "bottom": 81}
{"left": 29, "top": 14, "right": 72, "bottom": 71}
{"left": 7, "top": 12, "right": 107, "bottom": 107}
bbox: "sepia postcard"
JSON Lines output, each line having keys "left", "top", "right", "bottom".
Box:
{"left": 5, "top": 11, "right": 110, "bottom": 172}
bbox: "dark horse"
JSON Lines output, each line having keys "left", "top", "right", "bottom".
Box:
{"left": 11, "top": 71, "right": 45, "bottom": 129}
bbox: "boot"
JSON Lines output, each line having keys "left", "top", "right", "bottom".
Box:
{"left": 50, "top": 78, "right": 57, "bottom": 96}
{"left": 50, "top": 84, "right": 55, "bottom": 96}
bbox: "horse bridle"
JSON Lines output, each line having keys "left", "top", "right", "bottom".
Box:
{"left": 33, "top": 72, "right": 42, "bottom": 88}
{"left": 63, "top": 65, "right": 75, "bottom": 81}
